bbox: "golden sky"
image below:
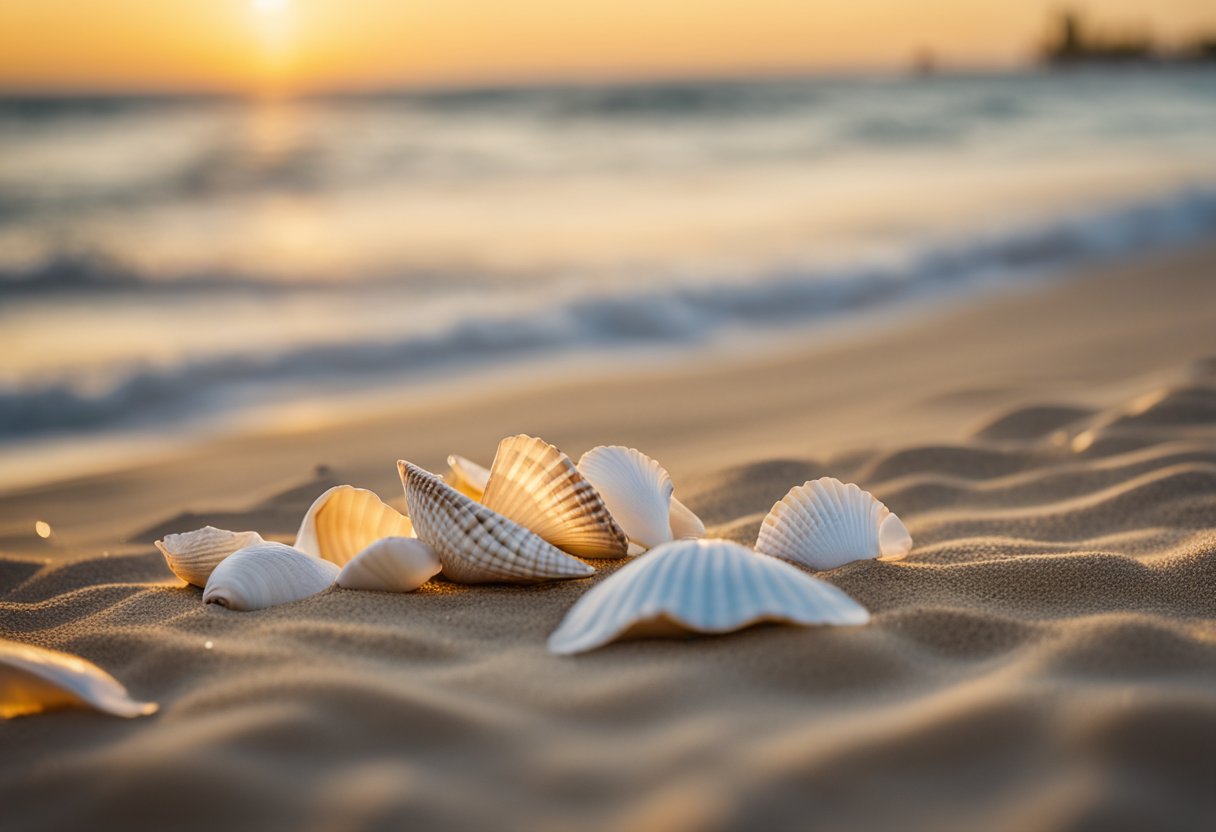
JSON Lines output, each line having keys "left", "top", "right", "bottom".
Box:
{"left": 1, "top": 0, "right": 1213, "bottom": 93}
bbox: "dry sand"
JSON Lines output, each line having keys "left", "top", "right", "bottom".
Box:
{"left": 2, "top": 244, "right": 1216, "bottom": 831}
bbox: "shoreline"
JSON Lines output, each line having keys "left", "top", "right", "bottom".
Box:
{"left": 3, "top": 239, "right": 1214, "bottom": 558}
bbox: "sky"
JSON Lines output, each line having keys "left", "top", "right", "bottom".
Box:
{"left": 1, "top": 0, "right": 1214, "bottom": 93}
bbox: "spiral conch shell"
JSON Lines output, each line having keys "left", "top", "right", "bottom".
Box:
{"left": 335, "top": 537, "right": 441, "bottom": 593}
{"left": 481, "top": 434, "right": 628, "bottom": 559}
{"left": 0, "top": 638, "right": 158, "bottom": 719}
{"left": 294, "top": 485, "right": 414, "bottom": 566}
{"left": 399, "top": 460, "right": 595, "bottom": 584}
{"left": 548, "top": 539, "right": 870, "bottom": 655}
{"left": 203, "top": 541, "right": 338, "bottom": 611}
{"left": 155, "top": 526, "right": 264, "bottom": 587}
{"left": 577, "top": 445, "right": 705, "bottom": 552}
{"left": 755, "top": 477, "right": 912, "bottom": 571}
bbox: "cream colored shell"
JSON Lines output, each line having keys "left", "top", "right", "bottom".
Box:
{"left": 398, "top": 460, "right": 595, "bottom": 584}
{"left": 668, "top": 497, "right": 706, "bottom": 539}
{"left": 203, "top": 541, "right": 338, "bottom": 611}
{"left": 445, "top": 454, "right": 491, "bottom": 500}
{"left": 0, "top": 638, "right": 158, "bottom": 719}
{"left": 576, "top": 445, "right": 676, "bottom": 550}
{"left": 335, "top": 537, "right": 441, "bottom": 592}
{"left": 482, "top": 434, "right": 628, "bottom": 558}
{"left": 294, "top": 484, "right": 414, "bottom": 566}
{"left": 755, "top": 477, "right": 912, "bottom": 571}
{"left": 155, "top": 526, "right": 264, "bottom": 587}
{"left": 548, "top": 539, "right": 870, "bottom": 655}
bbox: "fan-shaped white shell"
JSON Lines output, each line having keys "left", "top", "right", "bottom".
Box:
{"left": 398, "top": 460, "right": 595, "bottom": 584}
{"left": 0, "top": 639, "right": 158, "bottom": 719}
{"left": 294, "top": 485, "right": 414, "bottom": 566}
{"left": 755, "top": 477, "right": 912, "bottom": 571}
{"left": 336, "top": 537, "right": 441, "bottom": 592}
{"left": 154, "top": 526, "right": 263, "bottom": 587}
{"left": 446, "top": 454, "right": 491, "bottom": 501}
{"left": 481, "top": 434, "right": 628, "bottom": 559}
{"left": 548, "top": 539, "right": 870, "bottom": 655}
{"left": 577, "top": 445, "right": 674, "bottom": 550}
{"left": 203, "top": 542, "right": 338, "bottom": 611}
{"left": 669, "top": 497, "right": 706, "bottom": 539}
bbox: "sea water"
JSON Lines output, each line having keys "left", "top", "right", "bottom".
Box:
{"left": 2, "top": 70, "right": 1215, "bottom": 485}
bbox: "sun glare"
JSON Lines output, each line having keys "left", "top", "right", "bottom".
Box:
{"left": 253, "top": 0, "right": 290, "bottom": 14}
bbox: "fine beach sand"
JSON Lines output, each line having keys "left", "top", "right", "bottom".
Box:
{"left": 2, "top": 244, "right": 1215, "bottom": 831}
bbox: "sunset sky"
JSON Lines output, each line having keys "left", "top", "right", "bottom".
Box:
{"left": 1, "top": 0, "right": 1214, "bottom": 93}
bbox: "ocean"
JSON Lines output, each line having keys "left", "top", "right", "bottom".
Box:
{"left": 2, "top": 70, "right": 1215, "bottom": 486}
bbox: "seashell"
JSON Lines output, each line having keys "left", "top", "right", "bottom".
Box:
{"left": 577, "top": 445, "right": 675, "bottom": 550}
{"left": 154, "top": 526, "right": 264, "bottom": 588}
{"left": 203, "top": 542, "right": 338, "bottom": 611}
{"left": 755, "top": 477, "right": 912, "bottom": 571}
{"left": 669, "top": 496, "right": 706, "bottom": 539}
{"left": 445, "top": 454, "right": 491, "bottom": 501}
{"left": 294, "top": 485, "right": 414, "bottom": 566}
{"left": 481, "top": 434, "right": 628, "bottom": 559}
{"left": 548, "top": 539, "right": 870, "bottom": 655}
{"left": 336, "top": 537, "right": 441, "bottom": 593}
{"left": 398, "top": 460, "right": 595, "bottom": 584}
{"left": 0, "top": 638, "right": 157, "bottom": 719}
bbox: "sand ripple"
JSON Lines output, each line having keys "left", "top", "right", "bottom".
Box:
{"left": 2, "top": 383, "right": 1215, "bottom": 831}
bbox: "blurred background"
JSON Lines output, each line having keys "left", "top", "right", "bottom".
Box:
{"left": 1, "top": 0, "right": 1214, "bottom": 488}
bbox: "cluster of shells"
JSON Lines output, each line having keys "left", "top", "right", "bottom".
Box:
{"left": 156, "top": 435, "right": 913, "bottom": 655}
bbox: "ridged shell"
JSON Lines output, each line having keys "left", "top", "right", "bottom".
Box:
{"left": 548, "top": 539, "right": 870, "bottom": 655}
{"left": 294, "top": 485, "right": 414, "bottom": 566}
{"left": 481, "top": 434, "right": 628, "bottom": 559}
{"left": 398, "top": 460, "right": 595, "bottom": 584}
{"left": 0, "top": 638, "right": 158, "bottom": 719}
{"left": 669, "top": 497, "right": 706, "bottom": 539}
{"left": 335, "top": 537, "right": 442, "bottom": 593}
{"left": 155, "top": 526, "right": 263, "bottom": 587}
{"left": 446, "top": 454, "right": 491, "bottom": 501}
{"left": 577, "top": 445, "right": 674, "bottom": 550}
{"left": 755, "top": 477, "right": 912, "bottom": 571}
{"left": 203, "top": 542, "right": 338, "bottom": 611}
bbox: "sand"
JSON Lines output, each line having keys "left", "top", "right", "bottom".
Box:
{"left": 2, "top": 244, "right": 1216, "bottom": 831}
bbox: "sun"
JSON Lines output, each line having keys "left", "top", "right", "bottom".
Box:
{"left": 253, "top": 0, "right": 290, "bottom": 14}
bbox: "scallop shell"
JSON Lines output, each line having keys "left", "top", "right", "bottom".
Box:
{"left": 154, "top": 526, "right": 263, "bottom": 587}
{"left": 398, "top": 460, "right": 595, "bottom": 584}
{"left": 203, "top": 542, "right": 339, "bottom": 611}
{"left": 755, "top": 477, "right": 912, "bottom": 571}
{"left": 481, "top": 434, "right": 628, "bottom": 559}
{"left": 445, "top": 454, "right": 491, "bottom": 501}
{"left": 335, "top": 537, "right": 442, "bottom": 593}
{"left": 294, "top": 485, "right": 414, "bottom": 566}
{"left": 0, "top": 639, "right": 158, "bottom": 719}
{"left": 548, "top": 539, "right": 870, "bottom": 655}
{"left": 577, "top": 445, "right": 675, "bottom": 550}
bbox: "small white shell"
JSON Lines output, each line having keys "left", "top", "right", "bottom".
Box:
{"left": 577, "top": 445, "right": 674, "bottom": 550}
{"left": 0, "top": 639, "right": 158, "bottom": 719}
{"left": 755, "top": 477, "right": 912, "bottom": 571}
{"left": 669, "top": 496, "right": 706, "bottom": 539}
{"left": 548, "top": 539, "right": 870, "bottom": 655}
{"left": 445, "top": 454, "right": 491, "bottom": 501}
{"left": 482, "top": 434, "right": 628, "bottom": 559}
{"left": 203, "top": 542, "right": 338, "bottom": 611}
{"left": 335, "top": 537, "right": 441, "bottom": 593}
{"left": 294, "top": 485, "right": 414, "bottom": 566}
{"left": 399, "top": 460, "right": 595, "bottom": 584}
{"left": 155, "top": 526, "right": 264, "bottom": 587}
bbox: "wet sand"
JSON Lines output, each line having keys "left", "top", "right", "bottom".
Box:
{"left": 2, "top": 243, "right": 1215, "bottom": 831}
